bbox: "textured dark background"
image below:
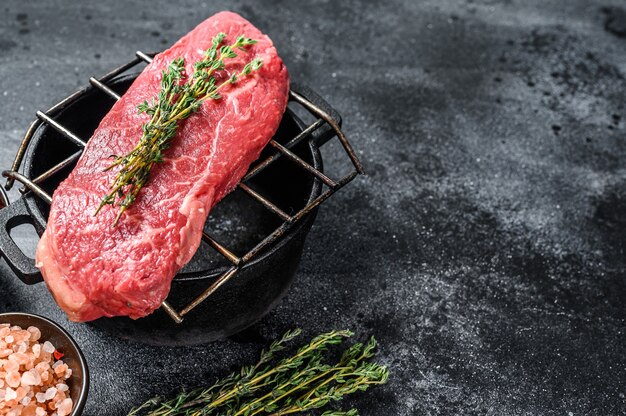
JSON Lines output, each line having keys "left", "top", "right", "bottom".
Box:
{"left": 1, "top": 0, "right": 626, "bottom": 414}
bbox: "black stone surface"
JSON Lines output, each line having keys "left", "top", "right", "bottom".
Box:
{"left": 1, "top": 1, "right": 625, "bottom": 414}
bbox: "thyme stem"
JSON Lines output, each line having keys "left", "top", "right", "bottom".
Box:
{"left": 128, "top": 330, "right": 389, "bottom": 416}
{"left": 95, "top": 33, "right": 263, "bottom": 226}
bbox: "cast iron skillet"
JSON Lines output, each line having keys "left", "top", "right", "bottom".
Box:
{"left": 0, "top": 77, "right": 340, "bottom": 345}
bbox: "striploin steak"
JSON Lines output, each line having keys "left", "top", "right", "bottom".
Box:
{"left": 35, "top": 12, "right": 290, "bottom": 322}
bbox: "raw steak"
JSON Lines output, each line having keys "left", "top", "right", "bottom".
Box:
{"left": 35, "top": 11, "right": 290, "bottom": 322}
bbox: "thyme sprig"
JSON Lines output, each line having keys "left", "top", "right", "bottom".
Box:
{"left": 128, "top": 329, "right": 389, "bottom": 416}
{"left": 95, "top": 33, "right": 263, "bottom": 226}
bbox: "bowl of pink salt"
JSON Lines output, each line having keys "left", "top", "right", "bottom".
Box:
{"left": 0, "top": 313, "right": 88, "bottom": 416}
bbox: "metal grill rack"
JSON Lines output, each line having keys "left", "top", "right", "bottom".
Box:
{"left": 3, "top": 50, "right": 363, "bottom": 324}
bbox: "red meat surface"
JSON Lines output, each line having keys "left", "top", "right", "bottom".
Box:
{"left": 35, "top": 11, "right": 290, "bottom": 322}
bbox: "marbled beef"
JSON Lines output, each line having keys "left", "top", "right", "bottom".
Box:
{"left": 35, "top": 11, "right": 290, "bottom": 322}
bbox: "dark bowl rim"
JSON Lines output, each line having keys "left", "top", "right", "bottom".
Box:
{"left": 20, "top": 74, "right": 324, "bottom": 283}
{"left": 0, "top": 312, "right": 89, "bottom": 416}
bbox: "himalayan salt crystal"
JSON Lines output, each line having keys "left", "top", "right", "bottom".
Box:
{"left": 17, "top": 342, "right": 28, "bottom": 354}
{"left": 22, "top": 404, "right": 38, "bottom": 416}
{"left": 56, "top": 384, "right": 68, "bottom": 392}
{"left": 12, "top": 330, "right": 30, "bottom": 343}
{"left": 64, "top": 368, "right": 72, "bottom": 379}
{"left": 5, "top": 386, "right": 17, "bottom": 401}
{"left": 36, "top": 407, "right": 47, "bottom": 416}
{"left": 40, "top": 351, "right": 52, "bottom": 364}
{"left": 42, "top": 342, "right": 55, "bottom": 355}
{"left": 21, "top": 369, "right": 41, "bottom": 386}
{"left": 53, "top": 364, "right": 67, "bottom": 376}
{"left": 56, "top": 398, "right": 73, "bottom": 416}
{"left": 21, "top": 395, "right": 32, "bottom": 405}
{"left": 44, "top": 387, "right": 57, "bottom": 401}
{"left": 32, "top": 343, "right": 41, "bottom": 359}
{"left": 35, "top": 362, "right": 50, "bottom": 373}
{"left": 53, "top": 390, "right": 65, "bottom": 404}
{"left": 4, "top": 359, "right": 18, "bottom": 373}
{"left": 27, "top": 327, "right": 41, "bottom": 342}
{"left": 16, "top": 386, "right": 28, "bottom": 401}
{"left": 5, "top": 401, "right": 19, "bottom": 411}
{"left": 0, "top": 349, "right": 12, "bottom": 358}
{"left": 11, "top": 352, "right": 30, "bottom": 365}
{"left": 35, "top": 392, "right": 46, "bottom": 403}
{"left": 5, "top": 371, "right": 21, "bottom": 388}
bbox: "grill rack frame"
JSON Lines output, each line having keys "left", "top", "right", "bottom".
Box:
{"left": 2, "top": 50, "right": 363, "bottom": 324}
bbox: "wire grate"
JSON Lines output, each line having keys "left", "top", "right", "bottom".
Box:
{"left": 2, "top": 51, "right": 363, "bottom": 324}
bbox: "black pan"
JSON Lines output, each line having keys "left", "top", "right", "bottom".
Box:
{"left": 0, "top": 77, "right": 341, "bottom": 346}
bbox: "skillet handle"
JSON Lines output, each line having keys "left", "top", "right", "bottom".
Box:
{"left": 0, "top": 197, "right": 44, "bottom": 284}
{"left": 290, "top": 83, "right": 342, "bottom": 147}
